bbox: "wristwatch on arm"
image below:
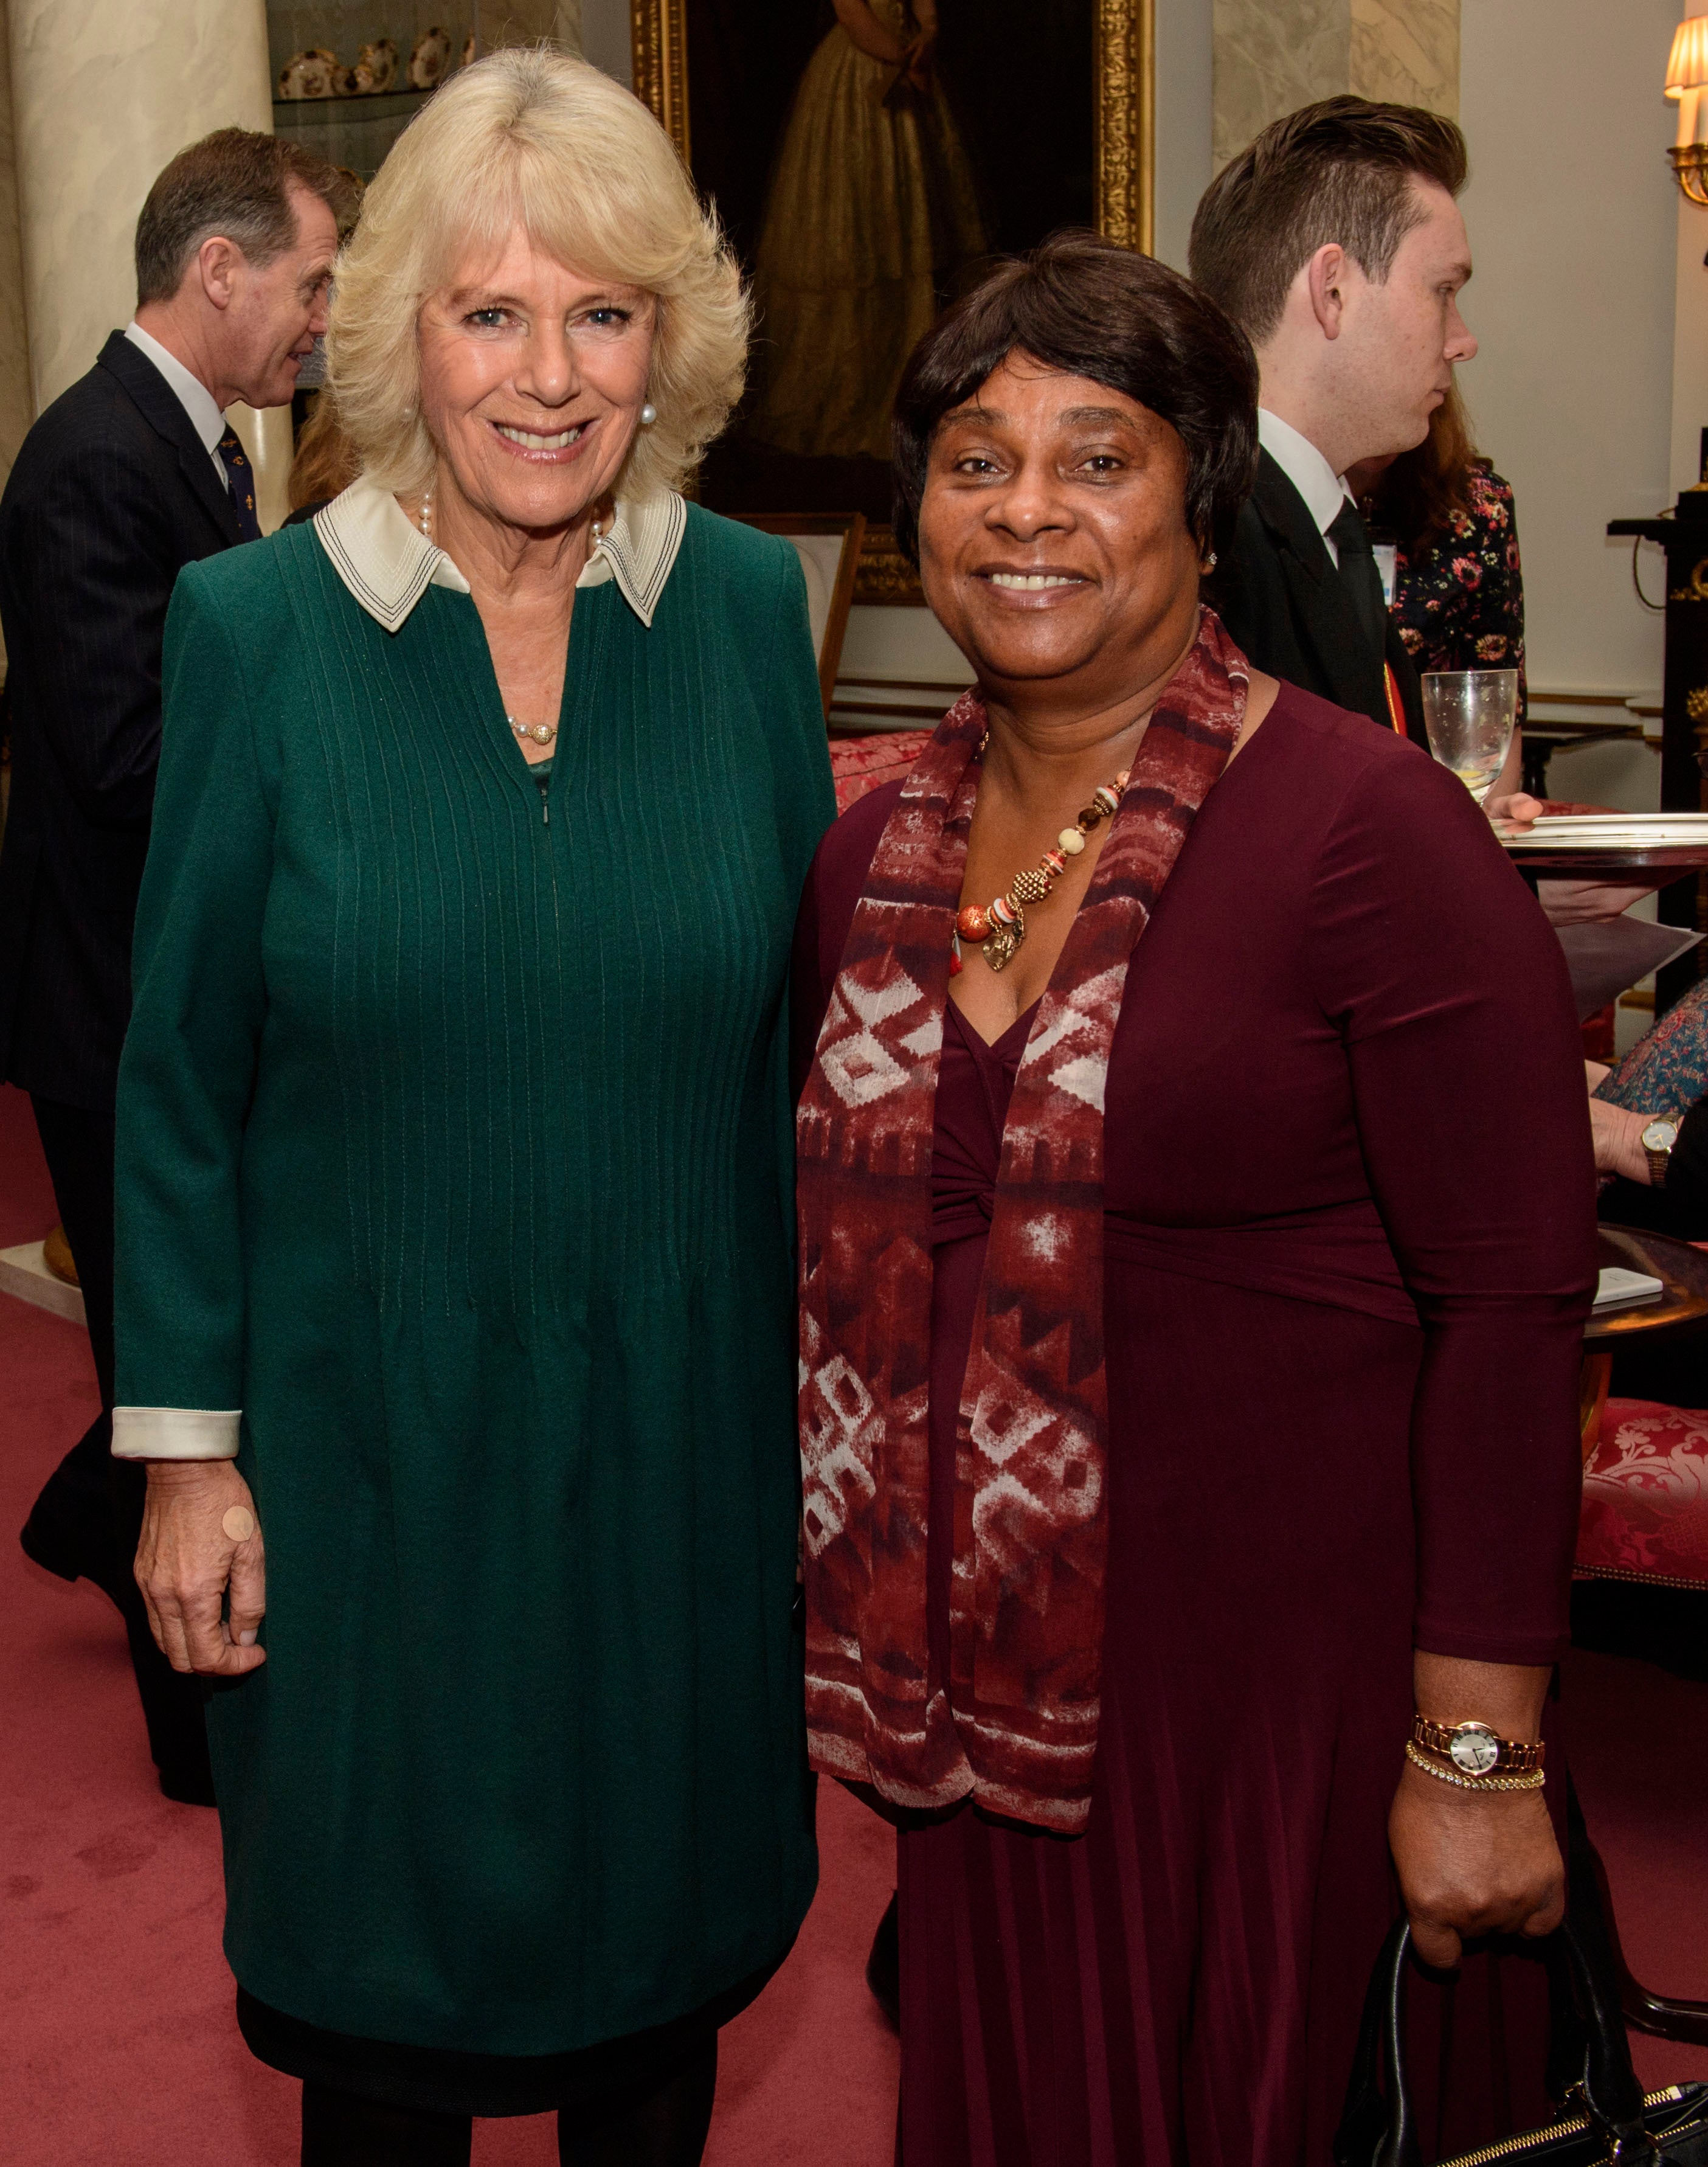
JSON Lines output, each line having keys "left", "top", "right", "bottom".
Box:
{"left": 1406, "top": 1715, "right": 1546, "bottom": 1791}
{"left": 1642, "top": 1117, "right": 1679, "bottom": 1187}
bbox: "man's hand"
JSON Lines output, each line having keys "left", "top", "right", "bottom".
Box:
{"left": 1485, "top": 795, "right": 1662, "bottom": 923}
{"left": 1484, "top": 789, "right": 1544, "bottom": 833}
{"left": 135, "top": 1460, "right": 266, "bottom": 1676}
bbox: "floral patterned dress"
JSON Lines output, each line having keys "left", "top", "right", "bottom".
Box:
{"left": 1387, "top": 464, "right": 1527, "bottom": 725}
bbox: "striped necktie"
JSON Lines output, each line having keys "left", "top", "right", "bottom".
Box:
{"left": 215, "top": 426, "right": 263, "bottom": 543}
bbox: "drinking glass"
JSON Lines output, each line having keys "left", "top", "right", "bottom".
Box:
{"left": 1420, "top": 670, "right": 1519, "bottom": 804}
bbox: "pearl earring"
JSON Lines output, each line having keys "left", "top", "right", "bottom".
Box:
{"left": 420, "top": 487, "right": 432, "bottom": 539}
{"left": 639, "top": 401, "right": 657, "bottom": 427}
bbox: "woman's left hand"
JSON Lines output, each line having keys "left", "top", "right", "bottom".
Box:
{"left": 1589, "top": 1094, "right": 1654, "bottom": 1182}
{"left": 1388, "top": 1764, "right": 1564, "bottom": 1969}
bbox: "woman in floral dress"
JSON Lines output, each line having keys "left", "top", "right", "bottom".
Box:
{"left": 1349, "top": 381, "right": 1526, "bottom": 724}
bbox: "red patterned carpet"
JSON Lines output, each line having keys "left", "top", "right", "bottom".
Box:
{"left": 2, "top": 1080, "right": 1705, "bottom": 2162}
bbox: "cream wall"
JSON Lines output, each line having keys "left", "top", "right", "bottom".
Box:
{"left": 1458, "top": 0, "right": 1679, "bottom": 706}
{"left": 0, "top": 0, "right": 30, "bottom": 486}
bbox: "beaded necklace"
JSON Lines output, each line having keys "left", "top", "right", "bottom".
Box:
{"left": 952, "top": 763, "right": 1131, "bottom": 976}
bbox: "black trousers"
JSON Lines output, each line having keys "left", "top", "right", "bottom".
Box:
{"left": 18, "top": 1095, "right": 211, "bottom": 1793}
{"left": 300, "top": 2044, "right": 719, "bottom": 2166}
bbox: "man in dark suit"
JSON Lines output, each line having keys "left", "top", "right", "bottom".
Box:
{"left": 0, "top": 128, "right": 349, "bottom": 1802}
{"left": 1189, "top": 97, "right": 1503, "bottom": 772}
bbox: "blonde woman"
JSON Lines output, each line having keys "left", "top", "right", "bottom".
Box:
{"left": 111, "top": 50, "right": 831, "bottom": 2167}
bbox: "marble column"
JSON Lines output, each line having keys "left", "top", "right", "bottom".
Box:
{"left": 6, "top": 0, "right": 296, "bottom": 530}
{"left": 1213, "top": 0, "right": 1459, "bottom": 170}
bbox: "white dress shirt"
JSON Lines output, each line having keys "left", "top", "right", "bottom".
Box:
{"left": 1256, "top": 407, "right": 1355, "bottom": 568}
{"left": 123, "top": 321, "right": 231, "bottom": 493}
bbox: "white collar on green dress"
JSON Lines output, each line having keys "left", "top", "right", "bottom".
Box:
{"left": 313, "top": 474, "right": 688, "bottom": 635}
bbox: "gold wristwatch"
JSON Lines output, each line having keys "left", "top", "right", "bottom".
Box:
{"left": 1642, "top": 1117, "right": 1680, "bottom": 1188}
{"left": 1411, "top": 1716, "right": 1545, "bottom": 1779}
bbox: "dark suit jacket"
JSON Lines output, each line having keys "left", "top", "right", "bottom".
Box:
{"left": 0, "top": 330, "right": 247, "bottom": 1112}
{"left": 1209, "top": 447, "right": 1426, "bottom": 749}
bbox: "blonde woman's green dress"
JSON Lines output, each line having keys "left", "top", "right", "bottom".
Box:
{"left": 112, "top": 490, "right": 832, "bottom": 2073}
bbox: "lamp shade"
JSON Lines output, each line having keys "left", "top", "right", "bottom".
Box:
{"left": 1667, "top": 13, "right": 1708, "bottom": 95}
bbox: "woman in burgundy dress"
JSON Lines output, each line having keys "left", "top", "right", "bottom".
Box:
{"left": 790, "top": 235, "right": 1597, "bottom": 2166}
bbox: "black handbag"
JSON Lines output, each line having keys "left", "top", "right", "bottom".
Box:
{"left": 1334, "top": 1918, "right": 1708, "bottom": 2166}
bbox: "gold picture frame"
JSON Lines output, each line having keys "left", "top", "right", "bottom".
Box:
{"left": 631, "top": 0, "right": 1155, "bottom": 602}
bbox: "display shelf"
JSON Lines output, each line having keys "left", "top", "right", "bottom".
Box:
{"left": 272, "top": 88, "right": 432, "bottom": 179}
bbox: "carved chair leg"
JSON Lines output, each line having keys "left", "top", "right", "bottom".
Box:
{"left": 1568, "top": 1774, "right": 1708, "bottom": 2048}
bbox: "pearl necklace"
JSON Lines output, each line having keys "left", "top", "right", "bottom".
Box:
{"left": 419, "top": 490, "right": 562, "bottom": 748}
{"left": 952, "top": 765, "right": 1130, "bottom": 976}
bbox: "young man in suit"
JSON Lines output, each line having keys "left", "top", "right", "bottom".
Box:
{"left": 0, "top": 128, "right": 351, "bottom": 1803}
{"left": 1188, "top": 98, "right": 1512, "bottom": 775}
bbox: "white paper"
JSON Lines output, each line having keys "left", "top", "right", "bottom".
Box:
{"left": 1593, "top": 1267, "right": 1665, "bottom": 1311}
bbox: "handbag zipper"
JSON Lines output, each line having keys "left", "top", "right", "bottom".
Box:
{"left": 1440, "top": 2086, "right": 1687, "bottom": 2167}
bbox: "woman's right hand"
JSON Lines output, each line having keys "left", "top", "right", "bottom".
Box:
{"left": 135, "top": 1461, "right": 268, "bottom": 1676}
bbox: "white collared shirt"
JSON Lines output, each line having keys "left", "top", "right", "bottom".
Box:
{"left": 311, "top": 474, "right": 689, "bottom": 634}
{"left": 1257, "top": 407, "right": 1355, "bottom": 569}
{"left": 123, "top": 321, "right": 230, "bottom": 493}
{"left": 111, "top": 471, "right": 691, "bottom": 1466}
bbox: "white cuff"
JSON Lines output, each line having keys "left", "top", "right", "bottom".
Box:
{"left": 111, "top": 1407, "right": 241, "bottom": 1460}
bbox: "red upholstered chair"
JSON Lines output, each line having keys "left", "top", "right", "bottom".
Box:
{"left": 1578, "top": 1398, "right": 1708, "bottom": 1593}
{"left": 828, "top": 730, "right": 932, "bottom": 814}
{"left": 1574, "top": 1395, "right": 1708, "bottom": 2046}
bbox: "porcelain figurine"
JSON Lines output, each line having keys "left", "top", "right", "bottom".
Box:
{"left": 408, "top": 27, "right": 455, "bottom": 88}
{"left": 277, "top": 48, "right": 339, "bottom": 100}
{"left": 341, "top": 38, "right": 398, "bottom": 94}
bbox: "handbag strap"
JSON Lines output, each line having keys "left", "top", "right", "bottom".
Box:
{"left": 1334, "top": 1917, "right": 1659, "bottom": 2166}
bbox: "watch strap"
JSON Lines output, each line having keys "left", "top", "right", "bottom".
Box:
{"left": 1412, "top": 1715, "right": 1545, "bottom": 1775}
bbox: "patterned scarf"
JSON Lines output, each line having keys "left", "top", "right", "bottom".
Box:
{"left": 797, "top": 607, "right": 1249, "bottom": 1834}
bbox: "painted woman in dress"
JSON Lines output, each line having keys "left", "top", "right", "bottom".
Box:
{"left": 749, "top": 0, "right": 986, "bottom": 461}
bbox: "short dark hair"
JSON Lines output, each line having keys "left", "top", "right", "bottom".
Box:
{"left": 134, "top": 128, "right": 361, "bottom": 306}
{"left": 890, "top": 231, "right": 1259, "bottom": 565}
{"left": 1189, "top": 96, "right": 1467, "bottom": 344}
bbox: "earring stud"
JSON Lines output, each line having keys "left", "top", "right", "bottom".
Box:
{"left": 639, "top": 400, "right": 657, "bottom": 427}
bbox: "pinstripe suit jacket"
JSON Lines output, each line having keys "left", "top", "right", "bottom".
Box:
{"left": 0, "top": 330, "right": 248, "bottom": 1112}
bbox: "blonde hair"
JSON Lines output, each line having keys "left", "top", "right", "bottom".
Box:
{"left": 327, "top": 47, "right": 748, "bottom": 501}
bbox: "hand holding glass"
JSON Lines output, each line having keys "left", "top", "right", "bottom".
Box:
{"left": 1422, "top": 667, "right": 1517, "bottom": 806}
{"left": 1421, "top": 670, "right": 1518, "bottom": 804}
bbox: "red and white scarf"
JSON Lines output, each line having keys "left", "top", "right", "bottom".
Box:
{"left": 796, "top": 606, "right": 1249, "bottom": 1833}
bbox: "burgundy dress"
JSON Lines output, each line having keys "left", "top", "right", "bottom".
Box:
{"left": 792, "top": 683, "right": 1597, "bottom": 2167}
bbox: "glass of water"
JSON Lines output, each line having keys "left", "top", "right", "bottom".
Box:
{"left": 1420, "top": 670, "right": 1519, "bottom": 804}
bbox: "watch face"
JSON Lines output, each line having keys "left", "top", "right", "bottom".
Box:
{"left": 1448, "top": 1725, "right": 1501, "bottom": 1777}
{"left": 1643, "top": 1119, "right": 1679, "bottom": 1151}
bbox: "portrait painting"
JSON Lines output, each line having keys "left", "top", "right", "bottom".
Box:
{"left": 632, "top": 0, "right": 1152, "bottom": 581}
